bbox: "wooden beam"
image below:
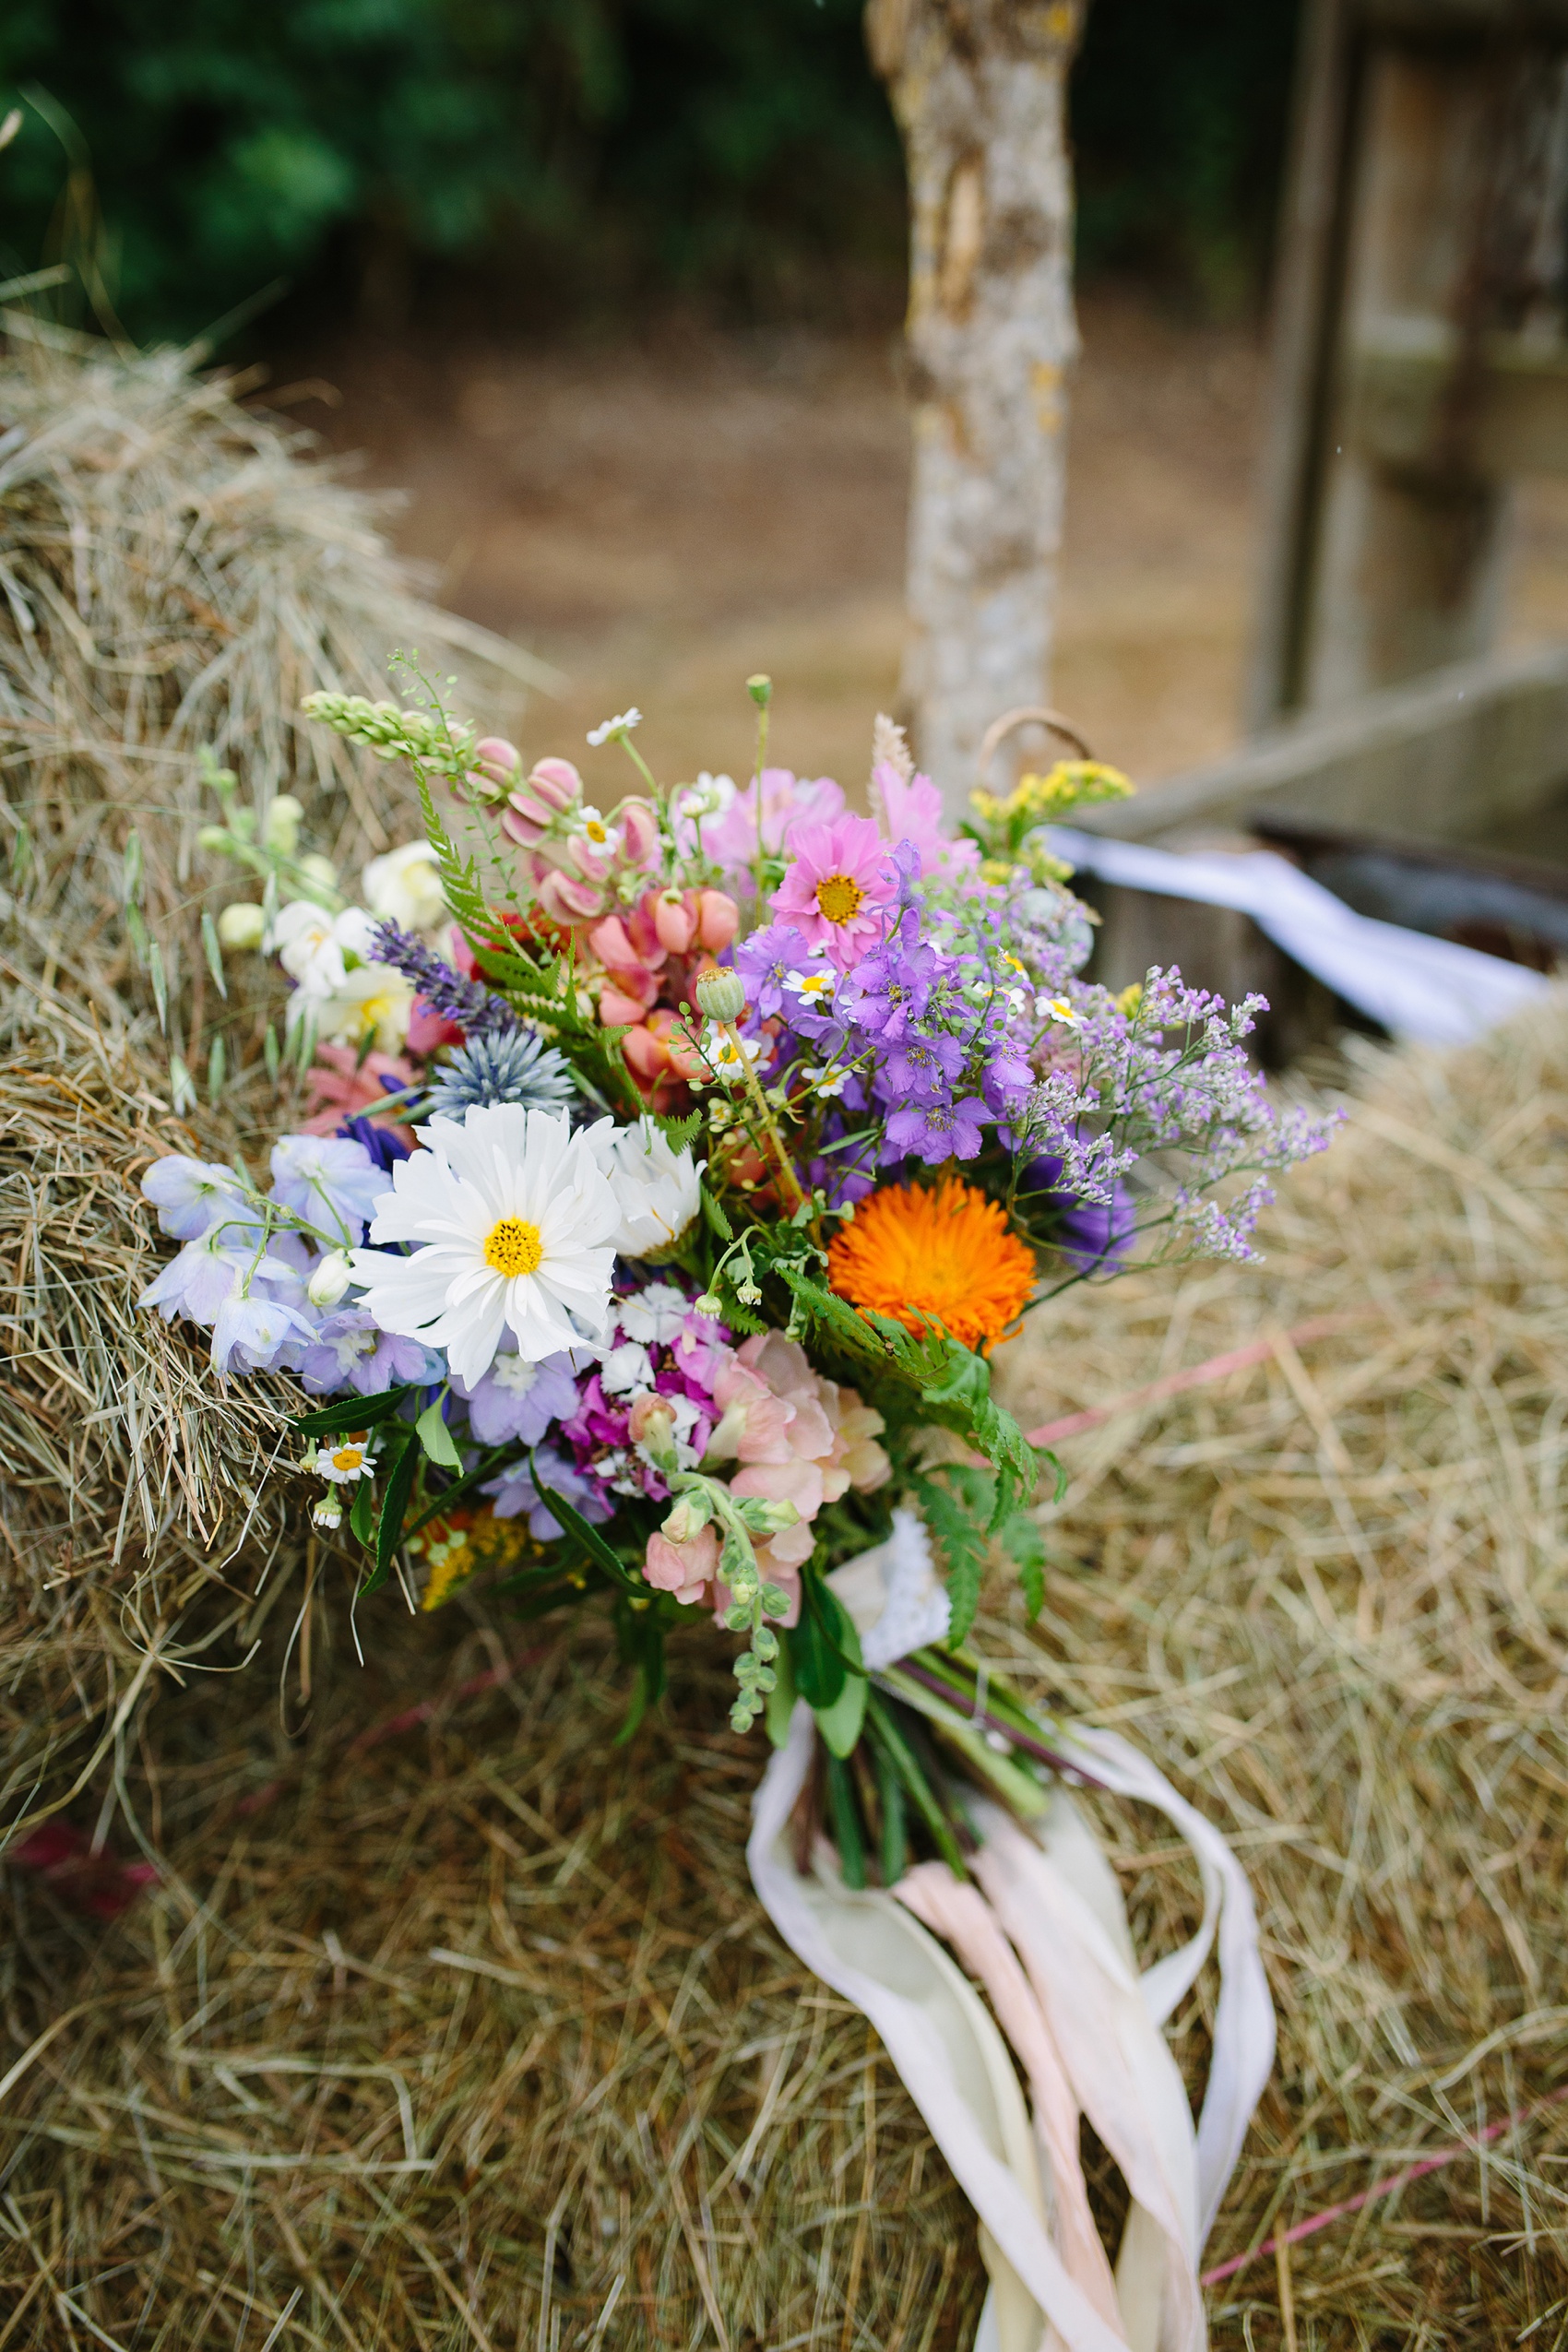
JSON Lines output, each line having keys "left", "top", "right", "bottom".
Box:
{"left": 1071, "top": 645, "right": 1568, "bottom": 846}
{"left": 1347, "top": 318, "right": 1568, "bottom": 473}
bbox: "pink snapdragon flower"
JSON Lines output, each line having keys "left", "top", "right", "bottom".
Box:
{"left": 300, "top": 1044, "right": 417, "bottom": 1143}
{"left": 770, "top": 813, "right": 898, "bottom": 970}
{"left": 644, "top": 1523, "right": 719, "bottom": 1604}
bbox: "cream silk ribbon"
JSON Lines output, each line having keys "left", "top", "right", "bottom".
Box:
{"left": 745, "top": 1528, "right": 1275, "bottom": 2352}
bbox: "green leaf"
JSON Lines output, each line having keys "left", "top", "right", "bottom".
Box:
{"left": 200, "top": 909, "right": 228, "bottom": 999}
{"left": 1001, "top": 1514, "right": 1049, "bottom": 1621}
{"left": 910, "top": 1469, "right": 991, "bottom": 1646}
{"left": 766, "top": 1626, "right": 798, "bottom": 1749}
{"left": 350, "top": 1475, "right": 377, "bottom": 1547}
{"left": 815, "top": 1661, "right": 867, "bottom": 1759}
{"left": 790, "top": 1571, "right": 865, "bottom": 1710}
{"left": 700, "top": 1182, "right": 733, "bottom": 1242}
{"left": 291, "top": 1384, "right": 418, "bottom": 1439}
{"left": 374, "top": 1432, "right": 419, "bottom": 1578}
{"left": 414, "top": 1396, "right": 461, "bottom": 1468}
{"left": 612, "top": 1595, "right": 667, "bottom": 1746}
{"left": 529, "top": 1453, "right": 641, "bottom": 1592}
{"left": 824, "top": 1751, "right": 867, "bottom": 1888}
{"left": 657, "top": 1110, "right": 704, "bottom": 1158}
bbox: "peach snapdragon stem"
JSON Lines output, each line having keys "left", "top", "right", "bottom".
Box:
{"left": 722, "top": 1017, "right": 810, "bottom": 1219}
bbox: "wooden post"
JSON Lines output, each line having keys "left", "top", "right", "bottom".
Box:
{"left": 867, "top": 0, "right": 1084, "bottom": 816}
{"left": 1249, "top": 0, "right": 1568, "bottom": 727}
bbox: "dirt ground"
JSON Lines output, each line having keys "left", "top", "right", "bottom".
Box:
{"left": 278, "top": 287, "right": 1568, "bottom": 797}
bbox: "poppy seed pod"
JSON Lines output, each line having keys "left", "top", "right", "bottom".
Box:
{"left": 695, "top": 968, "right": 746, "bottom": 1024}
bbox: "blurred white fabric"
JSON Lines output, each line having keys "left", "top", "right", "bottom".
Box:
{"left": 1046, "top": 826, "right": 1552, "bottom": 1047}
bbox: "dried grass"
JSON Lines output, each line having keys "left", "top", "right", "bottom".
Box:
{"left": 4, "top": 1001, "right": 1567, "bottom": 2346}
{"left": 0, "top": 317, "right": 548, "bottom": 988}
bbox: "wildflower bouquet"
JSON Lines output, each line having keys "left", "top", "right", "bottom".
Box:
{"left": 139, "top": 672, "right": 1332, "bottom": 2349}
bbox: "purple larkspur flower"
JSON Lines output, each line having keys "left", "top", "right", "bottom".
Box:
{"left": 335, "top": 1111, "right": 413, "bottom": 1177}
{"left": 843, "top": 909, "right": 945, "bottom": 1043}
{"left": 298, "top": 1308, "right": 445, "bottom": 1396}
{"left": 884, "top": 1096, "right": 990, "bottom": 1164}
{"left": 269, "top": 1134, "right": 387, "bottom": 1246}
{"left": 733, "top": 921, "right": 814, "bottom": 1019}
{"left": 484, "top": 1446, "right": 614, "bottom": 1540}
{"left": 1024, "top": 1154, "right": 1136, "bottom": 1274}
{"left": 211, "top": 1293, "right": 317, "bottom": 1376}
{"left": 141, "top": 1154, "right": 255, "bottom": 1242}
{"left": 877, "top": 1029, "right": 966, "bottom": 1104}
{"left": 139, "top": 1228, "right": 306, "bottom": 1328}
{"left": 451, "top": 1346, "right": 578, "bottom": 1447}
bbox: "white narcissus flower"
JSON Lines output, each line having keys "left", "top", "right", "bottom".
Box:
{"left": 292, "top": 964, "right": 417, "bottom": 1053}
{"left": 583, "top": 1117, "right": 705, "bottom": 1261}
{"left": 362, "top": 840, "right": 447, "bottom": 931}
{"left": 347, "top": 1105, "right": 619, "bottom": 1385}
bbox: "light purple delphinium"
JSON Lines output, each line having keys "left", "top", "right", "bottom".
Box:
{"left": 450, "top": 1346, "right": 579, "bottom": 1447}
{"left": 269, "top": 1134, "right": 388, "bottom": 1246}
{"left": 298, "top": 1309, "right": 445, "bottom": 1396}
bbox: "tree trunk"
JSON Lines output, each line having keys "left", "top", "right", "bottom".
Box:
{"left": 869, "top": 0, "right": 1084, "bottom": 817}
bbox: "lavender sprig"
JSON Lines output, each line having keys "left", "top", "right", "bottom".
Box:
{"left": 369, "top": 919, "right": 518, "bottom": 1037}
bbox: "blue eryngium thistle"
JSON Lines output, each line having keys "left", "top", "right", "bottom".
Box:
{"left": 420, "top": 1030, "right": 576, "bottom": 1121}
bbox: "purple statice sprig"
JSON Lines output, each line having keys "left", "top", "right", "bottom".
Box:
{"left": 369, "top": 919, "right": 518, "bottom": 1038}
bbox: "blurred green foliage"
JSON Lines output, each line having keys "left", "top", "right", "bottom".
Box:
{"left": 0, "top": 0, "right": 1301, "bottom": 344}
{"left": 1074, "top": 0, "right": 1302, "bottom": 314}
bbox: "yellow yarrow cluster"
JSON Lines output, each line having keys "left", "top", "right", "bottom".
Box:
{"left": 415, "top": 1513, "right": 539, "bottom": 1610}
{"left": 969, "top": 758, "right": 1133, "bottom": 830}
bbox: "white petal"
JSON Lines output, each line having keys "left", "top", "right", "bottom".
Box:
{"left": 444, "top": 1285, "right": 509, "bottom": 1385}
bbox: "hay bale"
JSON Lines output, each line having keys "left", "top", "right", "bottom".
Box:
{"left": 0, "top": 1014, "right": 300, "bottom": 1831}
{"left": 0, "top": 318, "right": 549, "bottom": 963}
{"left": 6, "top": 1003, "right": 1568, "bottom": 2344}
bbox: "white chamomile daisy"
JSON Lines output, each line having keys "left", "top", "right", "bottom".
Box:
{"left": 1038, "top": 994, "right": 1080, "bottom": 1028}
{"left": 784, "top": 968, "right": 836, "bottom": 1007}
{"left": 312, "top": 1434, "right": 377, "bottom": 1485}
{"left": 703, "top": 1026, "right": 764, "bottom": 1086}
{"left": 571, "top": 805, "right": 624, "bottom": 857}
{"left": 587, "top": 707, "right": 642, "bottom": 747}
{"left": 347, "top": 1104, "right": 619, "bottom": 1385}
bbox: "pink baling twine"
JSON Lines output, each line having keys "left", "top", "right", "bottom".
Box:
{"left": 1202, "top": 2082, "right": 1568, "bottom": 2287}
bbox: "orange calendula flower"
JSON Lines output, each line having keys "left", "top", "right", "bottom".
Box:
{"left": 827, "top": 1177, "right": 1037, "bottom": 1354}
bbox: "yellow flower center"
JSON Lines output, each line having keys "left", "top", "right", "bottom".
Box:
{"left": 814, "top": 873, "right": 864, "bottom": 924}
{"left": 331, "top": 1444, "right": 365, "bottom": 1474}
{"left": 584, "top": 818, "right": 609, "bottom": 843}
{"left": 483, "top": 1217, "right": 544, "bottom": 1278}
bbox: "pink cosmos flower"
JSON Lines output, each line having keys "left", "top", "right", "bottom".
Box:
{"left": 769, "top": 813, "right": 897, "bottom": 970}
{"left": 872, "top": 764, "right": 980, "bottom": 879}
{"left": 703, "top": 767, "right": 845, "bottom": 877}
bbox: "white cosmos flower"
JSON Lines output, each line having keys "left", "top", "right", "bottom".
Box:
{"left": 583, "top": 1117, "right": 704, "bottom": 1261}
{"left": 347, "top": 1105, "right": 619, "bottom": 1384}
